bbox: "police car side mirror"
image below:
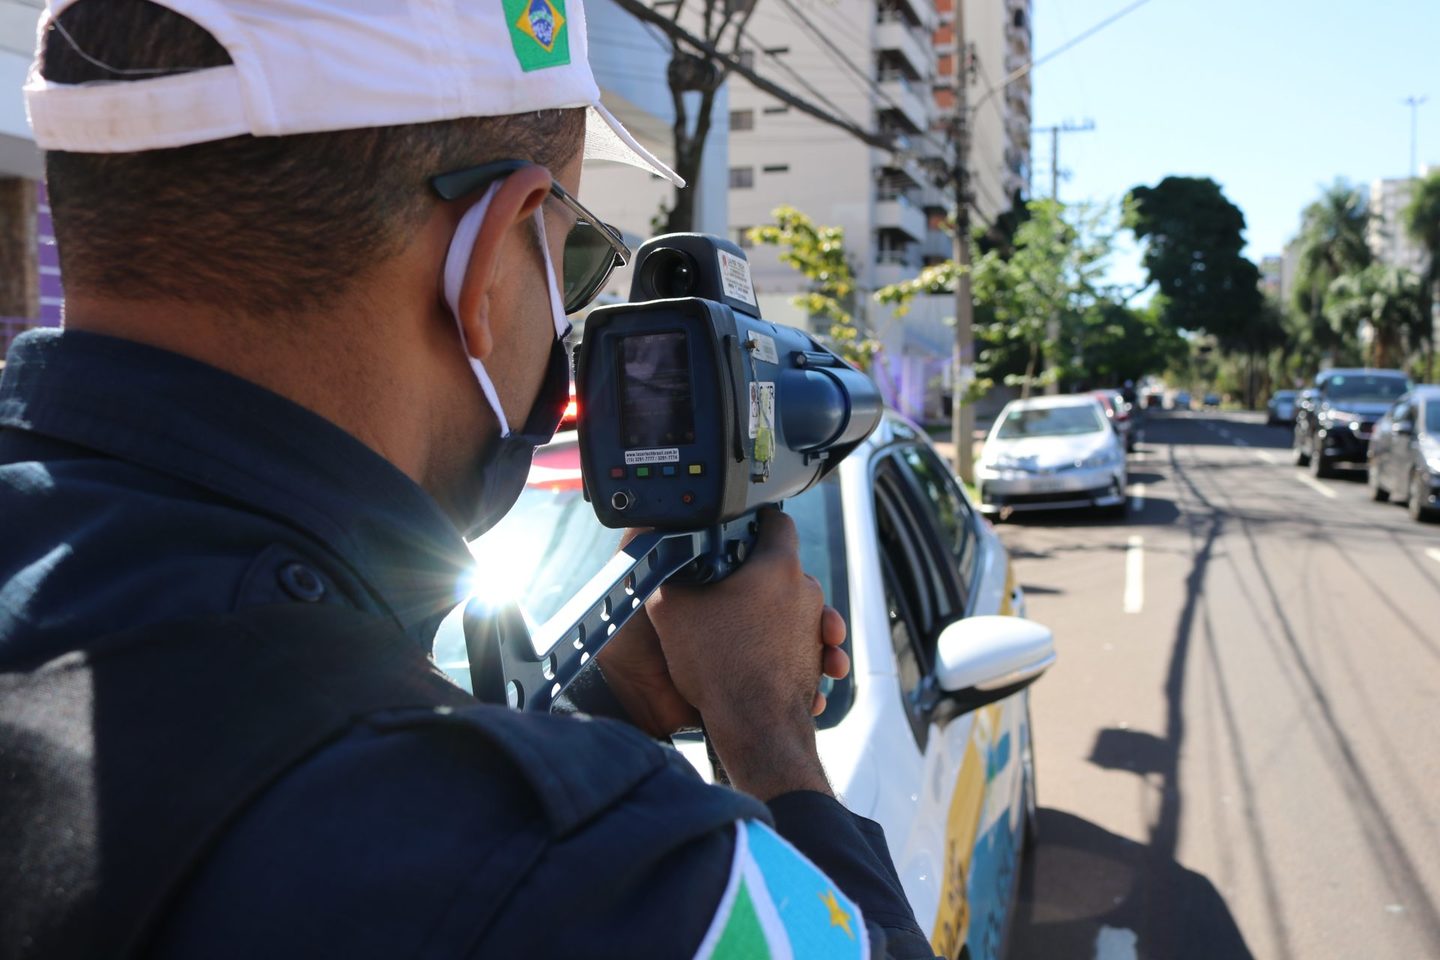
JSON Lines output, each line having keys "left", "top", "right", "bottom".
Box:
{"left": 932, "top": 616, "right": 1055, "bottom": 716}
{"left": 1394, "top": 420, "right": 1414, "bottom": 436}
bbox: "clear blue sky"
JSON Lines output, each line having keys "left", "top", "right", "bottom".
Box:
{"left": 1030, "top": 0, "right": 1439, "bottom": 286}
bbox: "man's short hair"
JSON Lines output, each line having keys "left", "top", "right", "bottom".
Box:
{"left": 42, "top": 0, "right": 587, "bottom": 317}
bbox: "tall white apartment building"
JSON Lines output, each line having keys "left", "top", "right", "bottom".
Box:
{"left": 726, "top": 0, "right": 1031, "bottom": 417}
{"left": 1368, "top": 171, "right": 1432, "bottom": 276}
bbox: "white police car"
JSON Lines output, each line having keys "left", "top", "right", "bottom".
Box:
{"left": 435, "top": 413, "right": 1054, "bottom": 959}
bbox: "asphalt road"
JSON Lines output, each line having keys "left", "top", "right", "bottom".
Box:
{"left": 996, "top": 411, "right": 1440, "bottom": 960}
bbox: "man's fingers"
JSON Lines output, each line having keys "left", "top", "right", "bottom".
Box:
{"left": 819, "top": 606, "right": 846, "bottom": 648}
{"left": 821, "top": 645, "right": 849, "bottom": 681}
{"left": 750, "top": 507, "right": 800, "bottom": 563}
{"left": 811, "top": 690, "right": 828, "bottom": 716}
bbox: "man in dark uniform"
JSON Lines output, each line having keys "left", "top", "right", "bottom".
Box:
{"left": 0, "top": 1, "right": 937, "bottom": 958}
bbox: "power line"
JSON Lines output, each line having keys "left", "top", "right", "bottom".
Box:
{"left": 739, "top": 25, "right": 858, "bottom": 122}
{"left": 607, "top": 0, "right": 897, "bottom": 151}
{"left": 975, "top": 0, "right": 1159, "bottom": 116}
{"left": 772, "top": 0, "right": 956, "bottom": 164}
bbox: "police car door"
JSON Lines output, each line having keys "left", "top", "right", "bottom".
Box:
{"left": 872, "top": 444, "right": 1022, "bottom": 960}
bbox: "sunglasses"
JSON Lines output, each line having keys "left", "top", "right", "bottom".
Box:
{"left": 431, "top": 160, "right": 631, "bottom": 314}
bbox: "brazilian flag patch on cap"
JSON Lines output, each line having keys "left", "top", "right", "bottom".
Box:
{"left": 504, "top": 0, "right": 571, "bottom": 71}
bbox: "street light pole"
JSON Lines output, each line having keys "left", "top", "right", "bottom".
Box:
{"left": 950, "top": 0, "right": 975, "bottom": 483}
{"left": 1403, "top": 95, "right": 1428, "bottom": 179}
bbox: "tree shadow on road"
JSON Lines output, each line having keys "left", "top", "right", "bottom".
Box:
{"left": 1009, "top": 809, "right": 1255, "bottom": 960}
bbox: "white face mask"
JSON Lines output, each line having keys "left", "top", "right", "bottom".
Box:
{"left": 442, "top": 183, "right": 571, "bottom": 437}
{"left": 440, "top": 184, "right": 574, "bottom": 536}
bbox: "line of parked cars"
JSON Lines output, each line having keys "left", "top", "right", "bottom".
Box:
{"left": 1277, "top": 368, "right": 1439, "bottom": 523}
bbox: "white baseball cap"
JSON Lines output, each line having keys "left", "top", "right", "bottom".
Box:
{"left": 23, "top": 0, "right": 683, "bottom": 185}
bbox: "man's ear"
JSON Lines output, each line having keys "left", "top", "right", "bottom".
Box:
{"left": 455, "top": 166, "right": 553, "bottom": 361}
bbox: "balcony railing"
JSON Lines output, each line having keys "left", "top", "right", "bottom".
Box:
{"left": 876, "top": 197, "right": 927, "bottom": 239}
{"left": 877, "top": 77, "right": 929, "bottom": 133}
{"left": 875, "top": 20, "right": 933, "bottom": 78}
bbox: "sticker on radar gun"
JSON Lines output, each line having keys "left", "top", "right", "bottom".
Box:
{"left": 748, "top": 382, "right": 776, "bottom": 463}
{"left": 717, "top": 249, "right": 759, "bottom": 307}
{"left": 748, "top": 332, "right": 780, "bottom": 366}
{"left": 624, "top": 448, "right": 680, "bottom": 465}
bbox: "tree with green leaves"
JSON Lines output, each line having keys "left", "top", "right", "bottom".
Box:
{"left": 746, "top": 206, "right": 878, "bottom": 368}
{"left": 1123, "top": 176, "right": 1263, "bottom": 343}
{"left": 1404, "top": 169, "right": 1440, "bottom": 313}
{"left": 1291, "top": 181, "right": 1373, "bottom": 360}
{"left": 1323, "top": 264, "right": 1428, "bottom": 369}
{"left": 874, "top": 199, "right": 1114, "bottom": 400}
{"left": 1069, "top": 299, "right": 1188, "bottom": 389}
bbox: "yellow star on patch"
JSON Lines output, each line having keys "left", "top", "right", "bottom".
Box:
{"left": 819, "top": 889, "right": 855, "bottom": 939}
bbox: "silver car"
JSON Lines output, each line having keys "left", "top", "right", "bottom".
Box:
{"left": 977, "top": 395, "right": 1128, "bottom": 518}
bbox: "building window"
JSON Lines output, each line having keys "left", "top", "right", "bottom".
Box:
{"left": 737, "top": 48, "right": 755, "bottom": 70}
{"left": 1013, "top": 9, "right": 1026, "bottom": 29}
{"left": 762, "top": 164, "right": 790, "bottom": 174}
{"left": 734, "top": 227, "right": 754, "bottom": 248}
{"left": 762, "top": 105, "right": 790, "bottom": 115}
{"left": 730, "top": 109, "right": 755, "bottom": 131}
{"left": 763, "top": 45, "right": 790, "bottom": 55}
{"left": 729, "top": 166, "right": 755, "bottom": 189}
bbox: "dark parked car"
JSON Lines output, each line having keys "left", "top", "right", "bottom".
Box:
{"left": 1294, "top": 369, "right": 1411, "bottom": 477}
{"left": 1367, "top": 386, "right": 1440, "bottom": 522}
{"left": 1202, "top": 393, "right": 1221, "bottom": 409}
{"left": 1266, "top": 390, "right": 1298, "bottom": 425}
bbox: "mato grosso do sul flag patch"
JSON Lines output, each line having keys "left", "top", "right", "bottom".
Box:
{"left": 504, "top": 0, "right": 572, "bottom": 71}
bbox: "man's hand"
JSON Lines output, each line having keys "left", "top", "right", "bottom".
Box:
{"left": 646, "top": 508, "right": 849, "bottom": 801}
{"left": 597, "top": 521, "right": 849, "bottom": 741}
{"left": 596, "top": 603, "right": 701, "bottom": 738}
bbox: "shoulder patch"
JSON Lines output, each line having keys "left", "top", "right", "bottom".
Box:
{"left": 694, "top": 820, "right": 869, "bottom": 960}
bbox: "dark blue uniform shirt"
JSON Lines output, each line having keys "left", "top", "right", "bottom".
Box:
{"left": 0, "top": 329, "right": 933, "bottom": 959}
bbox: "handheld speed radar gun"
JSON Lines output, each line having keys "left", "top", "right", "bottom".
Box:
{"left": 467, "top": 235, "right": 882, "bottom": 713}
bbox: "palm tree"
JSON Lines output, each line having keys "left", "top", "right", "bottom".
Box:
{"left": 1403, "top": 171, "right": 1440, "bottom": 378}
{"left": 1323, "top": 264, "right": 1427, "bottom": 369}
{"left": 1293, "top": 181, "right": 1373, "bottom": 359}
{"left": 1404, "top": 170, "right": 1440, "bottom": 290}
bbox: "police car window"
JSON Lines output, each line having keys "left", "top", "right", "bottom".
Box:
{"left": 895, "top": 444, "right": 978, "bottom": 600}
{"left": 874, "top": 482, "right": 930, "bottom": 747}
{"left": 874, "top": 466, "right": 941, "bottom": 636}
{"left": 431, "top": 443, "right": 855, "bottom": 728}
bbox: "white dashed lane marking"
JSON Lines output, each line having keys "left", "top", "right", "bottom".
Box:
{"left": 1124, "top": 535, "right": 1145, "bottom": 614}
{"left": 1296, "top": 472, "right": 1338, "bottom": 499}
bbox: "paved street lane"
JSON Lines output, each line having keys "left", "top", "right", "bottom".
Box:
{"left": 1000, "top": 411, "right": 1440, "bottom": 960}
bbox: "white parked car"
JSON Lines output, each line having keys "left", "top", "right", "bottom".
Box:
{"left": 435, "top": 413, "right": 1055, "bottom": 960}
{"left": 976, "top": 394, "right": 1128, "bottom": 518}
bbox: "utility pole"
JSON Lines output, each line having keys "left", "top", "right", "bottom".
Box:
{"left": 1403, "top": 95, "right": 1428, "bottom": 179}
{"left": 1031, "top": 118, "right": 1093, "bottom": 393}
{"left": 1031, "top": 118, "right": 1095, "bottom": 201}
{"left": 950, "top": 0, "right": 975, "bottom": 483}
